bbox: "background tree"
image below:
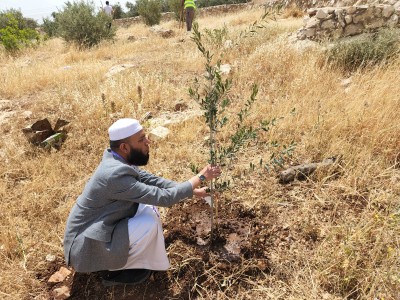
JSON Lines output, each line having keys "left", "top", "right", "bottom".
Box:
{"left": 0, "top": 10, "right": 40, "bottom": 54}
{"left": 41, "top": 12, "right": 60, "bottom": 38}
{"left": 136, "top": 0, "right": 162, "bottom": 26}
{"left": 56, "top": 1, "right": 116, "bottom": 49}
{"left": 125, "top": 1, "right": 139, "bottom": 17}
{"left": 0, "top": 9, "right": 38, "bottom": 30}
{"left": 112, "top": 2, "right": 125, "bottom": 19}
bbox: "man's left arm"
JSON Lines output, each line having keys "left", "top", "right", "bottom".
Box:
{"left": 138, "top": 169, "right": 178, "bottom": 188}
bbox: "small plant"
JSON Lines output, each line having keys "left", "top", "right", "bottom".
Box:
{"left": 0, "top": 12, "right": 40, "bottom": 54}
{"left": 56, "top": 1, "right": 116, "bottom": 49}
{"left": 136, "top": 0, "right": 162, "bottom": 26}
{"left": 204, "top": 25, "right": 229, "bottom": 48}
{"left": 189, "top": 23, "right": 294, "bottom": 239}
{"left": 327, "top": 28, "right": 400, "bottom": 72}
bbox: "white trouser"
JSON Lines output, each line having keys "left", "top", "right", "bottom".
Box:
{"left": 111, "top": 204, "right": 170, "bottom": 271}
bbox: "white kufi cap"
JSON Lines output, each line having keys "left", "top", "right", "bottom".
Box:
{"left": 108, "top": 118, "right": 143, "bottom": 141}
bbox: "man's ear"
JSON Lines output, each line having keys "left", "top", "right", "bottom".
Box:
{"left": 119, "top": 142, "right": 129, "bottom": 154}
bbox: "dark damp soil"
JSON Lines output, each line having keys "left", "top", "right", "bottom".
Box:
{"left": 42, "top": 198, "right": 276, "bottom": 299}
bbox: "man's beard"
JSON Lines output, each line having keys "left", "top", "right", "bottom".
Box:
{"left": 126, "top": 147, "right": 149, "bottom": 166}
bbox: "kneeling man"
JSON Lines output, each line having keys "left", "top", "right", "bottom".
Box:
{"left": 63, "top": 118, "right": 221, "bottom": 286}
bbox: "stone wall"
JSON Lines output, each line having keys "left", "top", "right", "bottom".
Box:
{"left": 296, "top": 3, "right": 400, "bottom": 40}
{"left": 113, "top": 3, "right": 250, "bottom": 28}
{"left": 263, "top": 0, "right": 400, "bottom": 9}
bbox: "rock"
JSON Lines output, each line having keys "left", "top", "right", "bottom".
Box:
{"left": 149, "top": 126, "right": 170, "bottom": 141}
{"left": 279, "top": 157, "right": 337, "bottom": 184}
{"left": 340, "top": 77, "right": 352, "bottom": 88}
{"left": 382, "top": 5, "right": 395, "bottom": 17}
{"left": 46, "top": 254, "right": 56, "bottom": 262}
{"left": 52, "top": 285, "right": 71, "bottom": 300}
{"left": 321, "top": 19, "right": 336, "bottom": 29}
{"left": 105, "top": 64, "right": 136, "bottom": 78}
{"left": 316, "top": 9, "right": 329, "bottom": 19}
{"left": 219, "top": 64, "right": 231, "bottom": 75}
{"left": 48, "top": 267, "right": 71, "bottom": 283}
{"left": 22, "top": 111, "right": 33, "bottom": 120}
{"left": 127, "top": 35, "right": 136, "bottom": 41}
{"left": 344, "top": 23, "right": 364, "bottom": 36}
{"left": 223, "top": 40, "right": 233, "bottom": 49}
{"left": 345, "top": 14, "right": 353, "bottom": 23}
{"left": 305, "top": 17, "right": 320, "bottom": 28}
{"left": 347, "top": 6, "right": 357, "bottom": 14}
{"left": 148, "top": 109, "right": 203, "bottom": 128}
{"left": 174, "top": 102, "right": 188, "bottom": 112}
{"left": 305, "top": 27, "right": 317, "bottom": 38}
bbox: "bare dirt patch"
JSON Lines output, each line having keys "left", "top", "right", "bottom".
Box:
{"left": 41, "top": 197, "right": 276, "bottom": 299}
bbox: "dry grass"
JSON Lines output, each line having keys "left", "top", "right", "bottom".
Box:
{"left": 1, "top": 6, "right": 399, "bottom": 299}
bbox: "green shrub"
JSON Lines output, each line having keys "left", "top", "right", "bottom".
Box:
{"left": 125, "top": 2, "right": 139, "bottom": 17}
{"left": 0, "top": 9, "right": 38, "bottom": 30}
{"left": 41, "top": 13, "right": 60, "bottom": 38}
{"left": 136, "top": 0, "right": 162, "bottom": 26}
{"left": 0, "top": 12, "right": 40, "bottom": 54}
{"left": 327, "top": 28, "right": 400, "bottom": 72}
{"left": 56, "top": 1, "right": 115, "bottom": 49}
{"left": 168, "top": 0, "right": 183, "bottom": 21}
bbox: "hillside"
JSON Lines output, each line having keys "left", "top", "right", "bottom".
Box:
{"left": 0, "top": 6, "right": 399, "bottom": 300}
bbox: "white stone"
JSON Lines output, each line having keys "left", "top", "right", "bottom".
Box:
{"left": 46, "top": 254, "right": 56, "bottom": 262}
{"left": 382, "top": 5, "right": 395, "bottom": 17}
{"left": 316, "top": 9, "right": 329, "bottom": 19}
{"left": 305, "top": 17, "right": 320, "bottom": 28}
{"left": 219, "top": 64, "right": 231, "bottom": 75}
{"left": 345, "top": 14, "right": 353, "bottom": 23}
{"left": 105, "top": 64, "right": 136, "bottom": 78}
{"left": 340, "top": 77, "right": 352, "bottom": 88}
{"left": 22, "top": 111, "right": 32, "bottom": 120}
{"left": 223, "top": 40, "right": 233, "bottom": 49}
{"left": 149, "top": 126, "right": 170, "bottom": 141}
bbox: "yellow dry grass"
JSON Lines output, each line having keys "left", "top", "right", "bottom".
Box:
{"left": 0, "top": 6, "right": 399, "bottom": 299}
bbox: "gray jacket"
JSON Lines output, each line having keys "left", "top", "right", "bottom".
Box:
{"left": 63, "top": 149, "right": 193, "bottom": 272}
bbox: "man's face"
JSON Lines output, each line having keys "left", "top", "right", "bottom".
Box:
{"left": 124, "top": 130, "right": 150, "bottom": 166}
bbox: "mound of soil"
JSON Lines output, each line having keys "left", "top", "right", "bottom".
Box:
{"left": 44, "top": 198, "right": 273, "bottom": 299}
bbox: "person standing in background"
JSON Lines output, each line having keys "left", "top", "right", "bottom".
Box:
{"left": 182, "top": 0, "right": 196, "bottom": 32}
{"left": 104, "top": 1, "right": 114, "bottom": 29}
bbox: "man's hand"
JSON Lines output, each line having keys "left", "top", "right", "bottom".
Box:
{"left": 199, "top": 164, "right": 222, "bottom": 181}
{"left": 193, "top": 187, "right": 210, "bottom": 198}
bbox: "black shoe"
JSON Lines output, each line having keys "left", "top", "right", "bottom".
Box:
{"left": 102, "top": 269, "right": 152, "bottom": 286}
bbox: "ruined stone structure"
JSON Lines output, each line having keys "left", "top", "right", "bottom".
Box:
{"left": 296, "top": 3, "right": 400, "bottom": 40}
{"left": 264, "top": 0, "right": 400, "bottom": 9}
